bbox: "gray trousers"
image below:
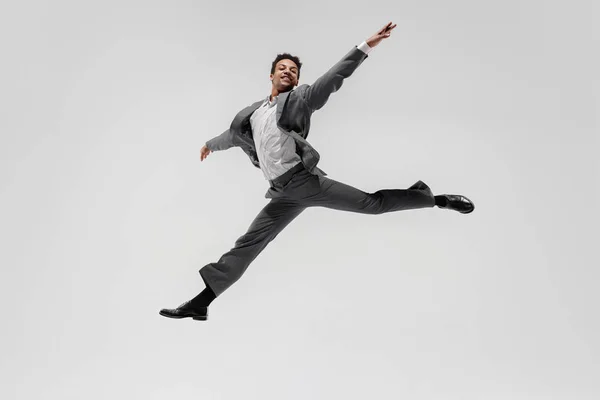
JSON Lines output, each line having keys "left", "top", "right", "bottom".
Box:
{"left": 200, "top": 164, "right": 435, "bottom": 297}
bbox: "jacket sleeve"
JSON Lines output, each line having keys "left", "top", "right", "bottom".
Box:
{"left": 205, "top": 128, "right": 235, "bottom": 152}
{"left": 299, "top": 46, "right": 369, "bottom": 112}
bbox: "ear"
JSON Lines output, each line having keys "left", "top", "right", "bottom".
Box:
{"left": 269, "top": 73, "right": 274, "bottom": 81}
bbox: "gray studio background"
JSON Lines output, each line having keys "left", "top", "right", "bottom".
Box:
{"left": 1, "top": 0, "right": 598, "bottom": 399}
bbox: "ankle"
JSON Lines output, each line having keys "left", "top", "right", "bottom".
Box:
{"left": 190, "top": 287, "right": 216, "bottom": 307}
{"left": 434, "top": 195, "right": 448, "bottom": 207}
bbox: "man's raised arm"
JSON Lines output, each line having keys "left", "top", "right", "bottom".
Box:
{"left": 300, "top": 21, "right": 397, "bottom": 112}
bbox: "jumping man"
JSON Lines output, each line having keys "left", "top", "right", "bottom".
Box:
{"left": 160, "top": 22, "right": 475, "bottom": 321}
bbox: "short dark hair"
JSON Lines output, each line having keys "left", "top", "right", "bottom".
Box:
{"left": 270, "top": 53, "right": 302, "bottom": 80}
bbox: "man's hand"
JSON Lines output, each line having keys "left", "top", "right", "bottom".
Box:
{"left": 366, "top": 21, "right": 397, "bottom": 48}
{"left": 200, "top": 144, "right": 212, "bottom": 161}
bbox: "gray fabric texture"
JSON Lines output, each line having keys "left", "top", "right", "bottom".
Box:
{"left": 200, "top": 165, "right": 435, "bottom": 296}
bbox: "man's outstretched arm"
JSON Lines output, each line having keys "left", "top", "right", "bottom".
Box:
{"left": 300, "top": 21, "right": 397, "bottom": 112}
{"left": 200, "top": 128, "right": 235, "bottom": 161}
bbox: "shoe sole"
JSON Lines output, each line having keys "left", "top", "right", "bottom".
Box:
{"left": 159, "top": 311, "right": 208, "bottom": 321}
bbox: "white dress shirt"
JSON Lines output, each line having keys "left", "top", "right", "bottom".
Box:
{"left": 251, "top": 41, "right": 373, "bottom": 181}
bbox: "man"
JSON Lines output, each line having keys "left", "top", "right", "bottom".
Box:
{"left": 160, "top": 22, "right": 474, "bottom": 321}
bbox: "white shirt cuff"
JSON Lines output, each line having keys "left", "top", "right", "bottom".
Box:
{"left": 357, "top": 41, "right": 373, "bottom": 55}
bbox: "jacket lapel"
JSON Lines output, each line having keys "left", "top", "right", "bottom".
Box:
{"left": 232, "top": 100, "right": 264, "bottom": 129}
{"left": 275, "top": 90, "right": 292, "bottom": 126}
{"left": 232, "top": 90, "right": 294, "bottom": 142}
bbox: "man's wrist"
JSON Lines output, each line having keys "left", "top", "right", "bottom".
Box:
{"left": 357, "top": 41, "right": 373, "bottom": 55}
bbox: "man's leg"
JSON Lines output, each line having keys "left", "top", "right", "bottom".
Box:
{"left": 159, "top": 198, "right": 305, "bottom": 320}
{"left": 199, "top": 199, "right": 305, "bottom": 297}
{"left": 298, "top": 172, "right": 474, "bottom": 215}
{"left": 303, "top": 174, "right": 435, "bottom": 214}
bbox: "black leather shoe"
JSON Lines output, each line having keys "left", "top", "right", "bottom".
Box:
{"left": 159, "top": 301, "right": 208, "bottom": 321}
{"left": 437, "top": 194, "right": 475, "bottom": 214}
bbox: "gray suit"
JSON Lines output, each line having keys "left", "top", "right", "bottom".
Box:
{"left": 200, "top": 45, "right": 435, "bottom": 297}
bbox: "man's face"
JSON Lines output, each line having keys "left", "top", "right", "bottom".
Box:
{"left": 270, "top": 59, "right": 299, "bottom": 92}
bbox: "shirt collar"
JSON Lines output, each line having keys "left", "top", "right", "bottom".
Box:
{"left": 265, "top": 94, "right": 277, "bottom": 107}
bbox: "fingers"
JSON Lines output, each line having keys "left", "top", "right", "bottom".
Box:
{"left": 378, "top": 22, "right": 390, "bottom": 34}
{"left": 384, "top": 23, "right": 397, "bottom": 33}
{"left": 200, "top": 149, "right": 211, "bottom": 161}
{"left": 200, "top": 150, "right": 207, "bottom": 161}
{"left": 378, "top": 21, "right": 397, "bottom": 36}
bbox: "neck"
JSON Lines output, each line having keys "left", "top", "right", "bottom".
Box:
{"left": 270, "top": 87, "right": 280, "bottom": 101}
{"left": 270, "top": 86, "right": 294, "bottom": 101}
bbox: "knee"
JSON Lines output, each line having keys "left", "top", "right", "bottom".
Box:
{"left": 363, "top": 192, "right": 385, "bottom": 215}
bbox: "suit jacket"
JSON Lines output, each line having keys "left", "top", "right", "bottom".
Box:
{"left": 206, "top": 45, "right": 369, "bottom": 180}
